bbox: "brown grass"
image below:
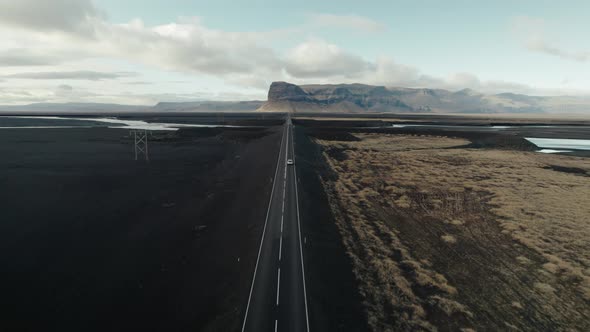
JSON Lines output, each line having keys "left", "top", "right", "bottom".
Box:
{"left": 315, "top": 133, "right": 590, "bottom": 331}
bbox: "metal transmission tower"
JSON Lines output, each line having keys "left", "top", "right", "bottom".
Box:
{"left": 131, "top": 129, "right": 149, "bottom": 161}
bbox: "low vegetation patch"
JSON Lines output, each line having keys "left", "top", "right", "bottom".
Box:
{"left": 316, "top": 133, "right": 590, "bottom": 331}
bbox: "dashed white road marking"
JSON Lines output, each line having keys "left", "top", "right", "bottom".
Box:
{"left": 274, "top": 320, "right": 278, "bottom": 332}
{"left": 278, "top": 235, "right": 283, "bottom": 261}
{"left": 276, "top": 268, "right": 281, "bottom": 306}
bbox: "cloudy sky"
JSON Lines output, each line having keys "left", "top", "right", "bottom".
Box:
{"left": 0, "top": 0, "right": 589, "bottom": 105}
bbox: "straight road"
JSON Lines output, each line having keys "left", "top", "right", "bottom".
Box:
{"left": 242, "top": 116, "right": 309, "bottom": 332}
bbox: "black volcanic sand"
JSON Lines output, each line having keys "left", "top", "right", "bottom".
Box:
{"left": 0, "top": 114, "right": 286, "bottom": 128}
{"left": 293, "top": 127, "right": 369, "bottom": 331}
{"left": 0, "top": 126, "right": 280, "bottom": 332}
{"left": 119, "top": 114, "right": 285, "bottom": 127}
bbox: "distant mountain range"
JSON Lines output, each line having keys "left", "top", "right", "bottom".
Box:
{"left": 257, "top": 82, "right": 590, "bottom": 114}
{"left": 152, "top": 100, "right": 264, "bottom": 112}
{"left": 1, "top": 82, "right": 589, "bottom": 114}
{"left": 0, "top": 102, "right": 147, "bottom": 113}
{"left": 0, "top": 101, "right": 265, "bottom": 114}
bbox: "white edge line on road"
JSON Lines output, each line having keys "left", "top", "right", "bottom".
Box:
{"left": 291, "top": 122, "right": 311, "bottom": 332}
{"left": 241, "top": 123, "right": 287, "bottom": 332}
{"left": 276, "top": 267, "right": 281, "bottom": 306}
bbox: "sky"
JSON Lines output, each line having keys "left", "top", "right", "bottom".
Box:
{"left": 0, "top": 0, "right": 589, "bottom": 105}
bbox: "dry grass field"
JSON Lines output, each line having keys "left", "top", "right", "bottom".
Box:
{"left": 315, "top": 133, "right": 590, "bottom": 331}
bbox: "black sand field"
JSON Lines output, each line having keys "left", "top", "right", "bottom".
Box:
{"left": 0, "top": 125, "right": 280, "bottom": 332}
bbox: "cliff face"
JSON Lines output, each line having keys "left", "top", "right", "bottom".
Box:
{"left": 260, "top": 82, "right": 413, "bottom": 113}
{"left": 267, "top": 82, "right": 312, "bottom": 102}
{"left": 258, "top": 81, "right": 590, "bottom": 113}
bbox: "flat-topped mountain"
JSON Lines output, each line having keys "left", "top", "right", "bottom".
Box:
{"left": 258, "top": 82, "right": 413, "bottom": 112}
{"left": 267, "top": 81, "right": 311, "bottom": 103}
{"left": 258, "top": 81, "right": 590, "bottom": 114}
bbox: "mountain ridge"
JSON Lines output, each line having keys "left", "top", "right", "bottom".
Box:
{"left": 257, "top": 81, "right": 590, "bottom": 114}
{"left": 1, "top": 82, "right": 589, "bottom": 114}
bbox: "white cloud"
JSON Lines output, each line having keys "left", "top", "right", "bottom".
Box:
{"left": 284, "top": 39, "right": 371, "bottom": 78}
{"left": 0, "top": 1, "right": 283, "bottom": 77}
{"left": 0, "top": 87, "right": 55, "bottom": 104}
{"left": 525, "top": 39, "right": 589, "bottom": 62}
{"left": 126, "top": 81, "right": 153, "bottom": 85}
{"left": 0, "top": 85, "right": 266, "bottom": 106}
{"left": 307, "top": 13, "right": 386, "bottom": 32}
{"left": 0, "top": 0, "right": 101, "bottom": 36}
{"left": 4, "top": 70, "right": 138, "bottom": 81}
{"left": 94, "top": 19, "right": 283, "bottom": 76}
{"left": 447, "top": 72, "right": 481, "bottom": 88}
{"left": 512, "top": 16, "right": 589, "bottom": 62}
{"left": 57, "top": 84, "right": 73, "bottom": 91}
{"left": 0, "top": 49, "right": 61, "bottom": 66}
{"left": 444, "top": 74, "right": 536, "bottom": 95}
{"left": 367, "top": 56, "right": 434, "bottom": 87}
{"left": 53, "top": 84, "right": 99, "bottom": 100}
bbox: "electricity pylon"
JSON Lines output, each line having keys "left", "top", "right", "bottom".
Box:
{"left": 131, "top": 129, "right": 149, "bottom": 161}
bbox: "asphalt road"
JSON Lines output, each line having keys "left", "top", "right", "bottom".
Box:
{"left": 242, "top": 117, "right": 310, "bottom": 332}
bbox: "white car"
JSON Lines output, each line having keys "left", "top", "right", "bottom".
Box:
{"left": 287, "top": 159, "right": 294, "bottom": 165}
